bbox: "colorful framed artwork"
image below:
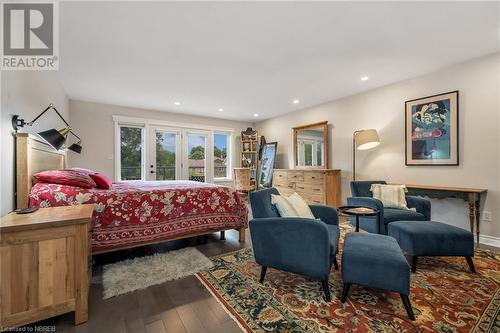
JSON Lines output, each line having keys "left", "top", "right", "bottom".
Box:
{"left": 405, "top": 91, "right": 459, "bottom": 166}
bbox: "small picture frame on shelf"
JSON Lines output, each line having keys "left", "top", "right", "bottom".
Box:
{"left": 242, "top": 142, "right": 251, "bottom": 152}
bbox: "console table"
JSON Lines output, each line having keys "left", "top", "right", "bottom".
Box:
{"left": 403, "top": 184, "right": 487, "bottom": 246}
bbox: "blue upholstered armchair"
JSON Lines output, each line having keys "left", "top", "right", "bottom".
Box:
{"left": 347, "top": 180, "right": 431, "bottom": 235}
{"left": 249, "top": 188, "right": 339, "bottom": 302}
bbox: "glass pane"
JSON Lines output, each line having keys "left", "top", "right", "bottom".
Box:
{"left": 120, "top": 127, "right": 143, "bottom": 180}
{"left": 304, "top": 143, "right": 313, "bottom": 166}
{"left": 214, "top": 133, "right": 228, "bottom": 178}
{"left": 187, "top": 134, "right": 206, "bottom": 182}
{"left": 156, "top": 132, "right": 176, "bottom": 180}
{"left": 317, "top": 142, "right": 323, "bottom": 166}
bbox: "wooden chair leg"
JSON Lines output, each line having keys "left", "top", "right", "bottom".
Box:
{"left": 220, "top": 230, "right": 225, "bottom": 240}
{"left": 465, "top": 256, "right": 476, "bottom": 273}
{"left": 259, "top": 266, "right": 267, "bottom": 284}
{"left": 411, "top": 256, "right": 418, "bottom": 273}
{"left": 400, "top": 294, "right": 415, "bottom": 321}
{"left": 321, "top": 280, "right": 331, "bottom": 302}
{"left": 333, "top": 257, "right": 339, "bottom": 271}
{"left": 340, "top": 283, "right": 351, "bottom": 303}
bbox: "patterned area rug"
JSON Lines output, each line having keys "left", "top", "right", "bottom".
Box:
{"left": 196, "top": 224, "right": 499, "bottom": 332}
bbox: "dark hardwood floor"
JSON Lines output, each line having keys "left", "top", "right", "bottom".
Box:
{"left": 21, "top": 230, "right": 250, "bottom": 333}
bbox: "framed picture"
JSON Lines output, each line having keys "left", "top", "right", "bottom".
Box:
{"left": 405, "top": 91, "right": 459, "bottom": 166}
{"left": 257, "top": 142, "right": 277, "bottom": 189}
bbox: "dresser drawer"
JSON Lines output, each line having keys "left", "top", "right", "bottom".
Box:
{"left": 304, "top": 171, "right": 325, "bottom": 184}
{"left": 275, "top": 186, "right": 295, "bottom": 197}
{"left": 299, "top": 192, "right": 324, "bottom": 205}
{"left": 303, "top": 183, "right": 324, "bottom": 194}
{"left": 287, "top": 171, "right": 304, "bottom": 182}
{"left": 273, "top": 171, "right": 288, "bottom": 186}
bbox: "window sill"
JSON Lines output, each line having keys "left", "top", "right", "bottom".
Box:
{"left": 214, "top": 178, "right": 233, "bottom": 183}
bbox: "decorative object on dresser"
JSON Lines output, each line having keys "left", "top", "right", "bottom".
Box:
{"left": 293, "top": 121, "right": 329, "bottom": 169}
{"left": 12, "top": 103, "right": 82, "bottom": 153}
{"left": 352, "top": 129, "right": 380, "bottom": 180}
{"left": 240, "top": 127, "right": 260, "bottom": 189}
{"left": 273, "top": 169, "right": 341, "bottom": 207}
{"left": 405, "top": 91, "right": 459, "bottom": 166}
{"left": 0, "top": 204, "right": 93, "bottom": 329}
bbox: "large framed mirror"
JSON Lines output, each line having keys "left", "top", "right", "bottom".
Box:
{"left": 293, "top": 121, "right": 329, "bottom": 169}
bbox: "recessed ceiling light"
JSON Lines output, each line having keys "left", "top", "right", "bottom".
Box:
{"left": 253, "top": 113, "right": 259, "bottom": 117}
{"left": 360, "top": 76, "right": 369, "bottom": 81}
{"left": 174, "top": 101, "right": 181, "bottom": 106}
{"left": 293, "top": 99, "right": 300, "bottom": 104}
{"left": 218, "top": 108, "right": 224, "bottom": 112}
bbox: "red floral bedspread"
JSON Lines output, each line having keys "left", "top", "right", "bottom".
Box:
{"left": 29, "top": 181, "right": 248, "bottom": 252}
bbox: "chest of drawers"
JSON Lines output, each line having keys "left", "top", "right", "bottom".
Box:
{"left": 272, "top": 169, "right": 341, "bottom": 207}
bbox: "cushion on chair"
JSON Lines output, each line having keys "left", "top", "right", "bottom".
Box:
{"left": 350, "top": 180, "right": 387, "bottom": 197}
{"left": 342, "top": 233, "right": 410, "bottom": 295}
{"left": 388, "top": 221, "right": 474, "bottom": 257}
{"left": 371, "top": 184, "right": 409, "bottom": 210}
{"left": 326, "top": 224, "right": 340, "bottom": 255}
{"left": 384, "top": 208, "right": 425, "bottom": 224}
{"left": 271, "top": 193, "right": 315, "bottom": 219}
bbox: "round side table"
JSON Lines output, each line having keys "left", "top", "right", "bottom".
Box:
{"left": 338, "top": 206, "right": 380, "bottom": 233}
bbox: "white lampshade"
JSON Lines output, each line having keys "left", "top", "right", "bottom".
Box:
{"left": 355, "top": 129, "right": 380, "bottom": 150}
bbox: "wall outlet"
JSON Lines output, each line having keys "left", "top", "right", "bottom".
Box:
{"left": 482, "top": 211, "right": 492, "bottom": 222}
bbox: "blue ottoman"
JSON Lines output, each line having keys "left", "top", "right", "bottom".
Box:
{"left": 388, "top": 221, "right": 475, "bottom": 273}
{"left": 341, "top": 233, "right": 414, "bottom": 320}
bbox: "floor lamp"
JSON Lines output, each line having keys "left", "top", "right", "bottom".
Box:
{"left": 353, "top": 129, "right": 380, "bottom": 181}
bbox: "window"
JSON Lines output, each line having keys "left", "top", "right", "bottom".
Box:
{"left": 214, "top": 132, "right": 231, "bottom": 179}
{"left": 119, "top": 126, "right": 144, "bottom": 180}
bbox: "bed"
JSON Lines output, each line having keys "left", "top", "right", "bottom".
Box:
{"left": 15, "top": 133, "right": 248, "bottom": 253}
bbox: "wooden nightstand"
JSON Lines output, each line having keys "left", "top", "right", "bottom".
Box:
{"left": 0, "top": 204, "right": 93, "bottom": 329}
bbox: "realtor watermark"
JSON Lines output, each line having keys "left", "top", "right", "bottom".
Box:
{"left": 1, "top": 1, "right": 59, "bottom": 70}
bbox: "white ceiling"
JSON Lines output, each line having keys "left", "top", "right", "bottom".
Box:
{"left": 59, "top": 1, "right": 500, "bottom": 122}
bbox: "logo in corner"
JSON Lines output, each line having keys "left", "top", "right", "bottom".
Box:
{"left": 1, "top": 2, "right": 59, "bottom": 70}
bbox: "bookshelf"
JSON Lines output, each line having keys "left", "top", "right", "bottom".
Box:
{"left": 237, "top": 129, "right": 259, "bottom": 190}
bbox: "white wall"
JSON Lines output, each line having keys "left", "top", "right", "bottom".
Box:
{"left": 68, "top": 100, "right": 254, "bottom": 186}
{"left": 256, "top": 53, "right": 500, "bottom": 240}
{"left": 0, "top": 71, "right": 69, "bottom": 215}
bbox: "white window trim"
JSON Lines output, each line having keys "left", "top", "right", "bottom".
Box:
{"left": 115, "top": 123, "right": 146, "bottom": 181}
{"left": 113, "top": 115, "right": 234, "bottom": 183}
{"left": 213, "top": 131, "right": 233, "bottom": 181}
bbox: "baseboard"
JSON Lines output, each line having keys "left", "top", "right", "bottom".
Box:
{"left": 479, "top": 234, "right": 500, "bottom": 248}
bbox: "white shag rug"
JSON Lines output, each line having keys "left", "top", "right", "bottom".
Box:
{"left": 102, "top": 247, "right": 213, "bottom": 299}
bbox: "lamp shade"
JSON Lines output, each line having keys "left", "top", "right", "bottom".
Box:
{"left": 38, "top": 127, "right": 70, "bottom": 150}
{"left": 68, "top": 141, "right": 82, "bottom": 154}
{"left": 355, "top": 129, "right": 380, "bottom": 150}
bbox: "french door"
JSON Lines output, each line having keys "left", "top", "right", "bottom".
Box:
{"left": 148, "top": 127, "right": 212, "bottom": 182}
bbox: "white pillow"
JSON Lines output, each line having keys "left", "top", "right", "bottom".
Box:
{"left": 370, "top": 184, "right": 409, "bottom": 210}
{"left": 271, "top": 192, "right": 315, "bottom": 219}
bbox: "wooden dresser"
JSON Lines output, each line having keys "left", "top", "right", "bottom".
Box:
{"left": 0, "top": 205, "right": 93, "bottom": 329}
{"left": 273, "top": 169, "right": 341, "bottom": 207}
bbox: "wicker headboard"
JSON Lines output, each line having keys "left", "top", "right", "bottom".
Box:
{"left": 16, "top": 133, "right": 66, "bottom": 209}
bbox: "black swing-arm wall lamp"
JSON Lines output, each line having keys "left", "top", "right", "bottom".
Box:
{"left": 12, "top": 103, "right": 82, "bottom": 153}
